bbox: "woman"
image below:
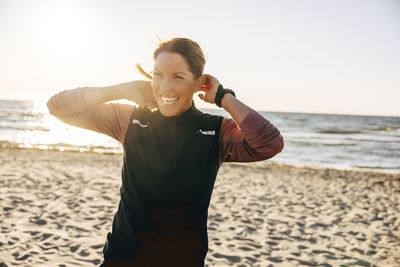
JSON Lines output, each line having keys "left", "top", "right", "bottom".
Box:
{"left": 47, "top": 37, "right": 284, "bottom": 266}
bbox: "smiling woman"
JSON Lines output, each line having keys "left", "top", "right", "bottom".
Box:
{"left": 46, "top": 37, "right": 284, "bottom": 266}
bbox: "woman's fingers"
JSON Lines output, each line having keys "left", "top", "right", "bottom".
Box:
{"left": 203, "top": 74, "right": 220, "bottom": 88}
{"left": 125, "top": 80, "right": 157, "bottom": 107}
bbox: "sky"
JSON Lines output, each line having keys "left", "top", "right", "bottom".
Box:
{"left": 0, "top": 0, "right": 399, "bottom": 116}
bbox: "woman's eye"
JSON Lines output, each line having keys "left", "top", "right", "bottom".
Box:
{"left": 175, "top": 76, "right": 183, "bottom": 79}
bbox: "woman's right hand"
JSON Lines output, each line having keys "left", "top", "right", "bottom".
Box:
{"left": 197, "top": 74, "right": 220, "bottom": 104}
{"left": 124, "top": 80, "right": 157, "bottom": 108}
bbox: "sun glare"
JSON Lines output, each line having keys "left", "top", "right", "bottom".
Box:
{"left": 36, "top": 1, "right": 94, "bottom": 63}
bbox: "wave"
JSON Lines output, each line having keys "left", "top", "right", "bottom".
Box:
{"left": 0, "top": 124, "right": 50, "bottom": 132}
{"left": 0, "top": 140, "right": 122, "bottom": 154}
{"left": 261, "top": 160, "right": 400, "bottom": 174}
{"left": 370, "top": 127, "right": 400, "bottom": 133}
{"left": 345, "top": 136, "right": 400, "bottom": 143}
{"left": 318, "top": 128, "right": 400, "bottom": 135}
{"left": 318, "top": 130, "right": 366, "bottom": 134}
{"left": 0, "top": 112, "right": 45, "bottom": 119}
{"left": 286, "top": 140, "right": 357, "bottom": 146}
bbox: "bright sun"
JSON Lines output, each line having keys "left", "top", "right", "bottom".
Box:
{"left": 36, "top": 1, "right": 94, "bottom": 62}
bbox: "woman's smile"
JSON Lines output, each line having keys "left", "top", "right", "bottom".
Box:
{"left": 160, "top": 95, "right": 179, "bottom": 105}
{"left": 151, "top": 51, "right": 201, "bottom": 117}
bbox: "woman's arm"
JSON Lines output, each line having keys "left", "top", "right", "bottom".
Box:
{"left": 219, "top": 95, "right": 284, "bottom": 166}
{"left": 220, "top": 93, "right": 251, "bottom": 125}
{"left": 218, "top": 109, "right": 284, "bottom": 166}
{"left": 46, "top": 81, "right": 155, "bottom": 144}
{"left": 197, "top": 74, "right": 284, "bottom": 166}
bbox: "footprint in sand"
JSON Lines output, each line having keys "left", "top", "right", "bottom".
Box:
{"left": 16, "top": 254, "right": 30, "bottom": 261}
{"left": 238, "top": 246, "right": 253, "bottom": 251}
{"left": 90, "top": 244, "right": 104, "bottom": 249}
{"left": 40, "top": 233, "right": 52, "bottom": 241}
{"left": 79, "top": 249, "right": 90, "bottom": 257}
{"left": 212, "top": 253, "right": 241, "bottom": 263}
{"left": 267, "top": 256, "right": 283, "bottom": 263}
{"left": 69, "top": 244, "right": 80, "bottom": 253}
{"left": 266, "top": 241, "right": 278, "bottom": 246}
{"left": 29, "top": 216, "right": 47, "bottom": 225}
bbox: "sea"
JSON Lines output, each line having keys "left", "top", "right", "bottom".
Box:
{"left": 0, "top": 99, "right": 399, "bottom": 173}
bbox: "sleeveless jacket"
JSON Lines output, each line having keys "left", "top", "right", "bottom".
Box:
{"left": 103, "top": 101, "right": 224, "bottom": 265}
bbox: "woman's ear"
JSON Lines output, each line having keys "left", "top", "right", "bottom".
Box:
{"left": 195, "top": 75, "right": 206, "bottom": 93}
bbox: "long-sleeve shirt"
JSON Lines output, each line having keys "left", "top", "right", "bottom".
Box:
{"left": 46, "top": 87, "right": 284, "bottom": 167}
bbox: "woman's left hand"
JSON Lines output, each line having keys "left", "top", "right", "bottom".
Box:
{"left": 197, "top": 74, "right": 220, "bottom": 104}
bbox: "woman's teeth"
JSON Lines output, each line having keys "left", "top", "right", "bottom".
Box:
{"left": 161, "top": 96, "right": 179, "bottom": 104}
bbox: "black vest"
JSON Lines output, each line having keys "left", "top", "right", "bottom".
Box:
{"left": 104, "top": 102, "right": 224, "bottom": 261}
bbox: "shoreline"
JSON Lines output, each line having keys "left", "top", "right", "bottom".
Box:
{"left": 1, "top": 146, "right": 399, "bottom": 175}
{"left": 1, "top": 148, "right": 399, "bottom": 266}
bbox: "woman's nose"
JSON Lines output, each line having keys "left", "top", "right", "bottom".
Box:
{"left": 159, "top": 80, "right": 173, "bottom": 93}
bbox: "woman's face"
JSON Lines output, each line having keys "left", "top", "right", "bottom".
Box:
{"left": 151, "top": 51, "right": 202, "bottom": 117}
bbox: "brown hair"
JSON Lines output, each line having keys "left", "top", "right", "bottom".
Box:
{"left": 136, "top": 37, "right": 206, "bottom": 80}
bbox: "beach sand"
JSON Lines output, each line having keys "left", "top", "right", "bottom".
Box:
{"left": 0, "top": 148, "right": 399, "bottom": 266}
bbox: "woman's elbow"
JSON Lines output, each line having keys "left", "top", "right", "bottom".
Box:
{"left": 258, "top": 134, "right": 284, "bottom": 160}
{"left": 276, "top": 134, "right": 284, "bottom": 154}
{"left": 46, "top": 97, "right": 60, "bottom": 117}
{"left": 46, "top": 94, "right": 66, "bottom": 117}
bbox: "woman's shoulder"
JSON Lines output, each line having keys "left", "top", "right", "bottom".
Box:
{"left": 130, "top": 105, "right": 157, "bottom": 118}
{"left": 197, "top": 109, "right": 225, "bottom": 119}
{"left": 195, "top": 112, "right": 225, "bottom": 134}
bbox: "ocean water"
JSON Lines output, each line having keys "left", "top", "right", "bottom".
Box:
{"left": 0, "top": 99, "right": 399, "bottom": 173}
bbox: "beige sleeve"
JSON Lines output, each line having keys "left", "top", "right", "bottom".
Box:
{"left": 47, "top": 87, "right": 134, "bottom": 144}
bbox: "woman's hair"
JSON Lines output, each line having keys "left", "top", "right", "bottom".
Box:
{"left": 137, "top": 37, "right": 206, "bottom": 80}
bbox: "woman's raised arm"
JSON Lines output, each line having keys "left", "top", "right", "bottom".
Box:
{"left": 46, "top": 81, "right": 155, "bottom": 144}
{"left": 196, "top": 74, "right": 284, "bottom": 166}
{"left": 219, "top": 92, "right": 285, "bottom": 166}
{"left": 218, "top": 98, "right": 284, "bottom": 166}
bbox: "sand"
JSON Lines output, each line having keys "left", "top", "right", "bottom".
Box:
{"left": 0, "top": 148, "right": 399, "bottom": 267}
